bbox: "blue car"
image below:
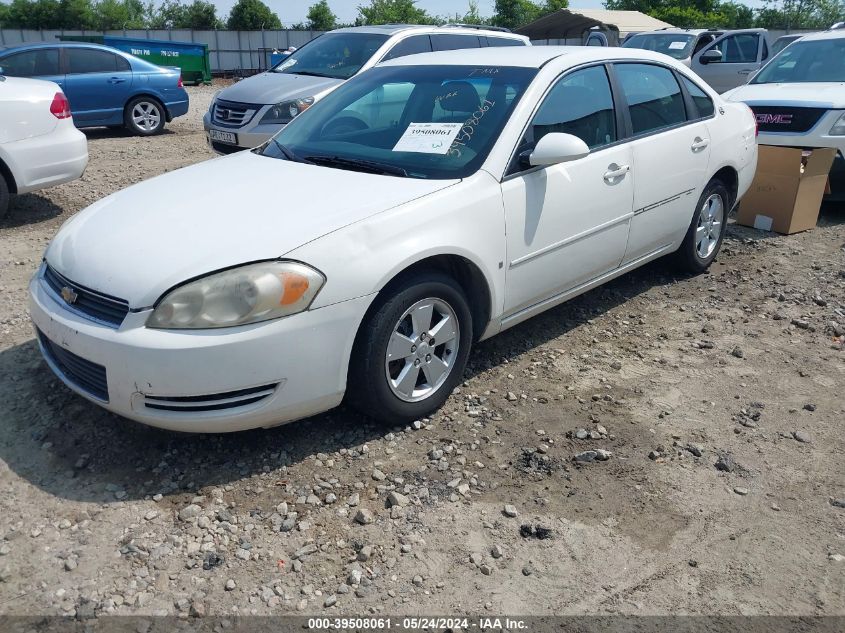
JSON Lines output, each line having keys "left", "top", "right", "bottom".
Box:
{"left": 0, "top": 42, "right": 189, "bottom": 136}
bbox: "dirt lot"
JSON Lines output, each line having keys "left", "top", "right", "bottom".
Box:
{"left": 0, "top": 82, "right": 843, "bottom": 619}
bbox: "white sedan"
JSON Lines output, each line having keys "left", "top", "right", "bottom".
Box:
{"left": 0, "top": 75, "right": 88, "bottom": 218}
{"left": 29, "top": 47, "right": 757, "bottom": 433}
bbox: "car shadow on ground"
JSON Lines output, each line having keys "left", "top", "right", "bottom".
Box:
{"left": 82, "top": 127, "right": 177, "bottom": 140}
{"left": 0, "top": 193, "right": 64, "bottom": 229}
{"left": 0, "top": 256, "right": 708, "bottom": 504}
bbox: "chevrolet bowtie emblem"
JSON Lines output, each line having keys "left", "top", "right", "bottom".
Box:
{"left": 60, "top": 286, "right": 78, "bottom": 305}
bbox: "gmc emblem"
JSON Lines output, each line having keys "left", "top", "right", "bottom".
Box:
{"left": 755, "top": 113, "right": 793, "bottom": 125}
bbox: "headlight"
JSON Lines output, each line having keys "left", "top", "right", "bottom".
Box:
{"left": 829, "top": 112, "right": 845, "bottom": 135}
{"left": 260, "top": 97, "right": 315, "bottom": 125}
{"left": 209, "top": 89, "right": 221, "bottom": 112}
{"left": 147, "top": 261, "right": 325, "bottom": 329}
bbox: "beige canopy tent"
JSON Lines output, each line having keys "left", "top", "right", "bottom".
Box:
{"left": 516, "top": 9, "right": 674, "bottom": 45}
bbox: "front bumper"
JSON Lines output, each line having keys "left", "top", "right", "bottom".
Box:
{"left": 755, "top": 109, "right": 845, "bottom": 155}
{"left": 202, "top": 109, "right": 284, "bottom": 154}
{"left": 29, "top": 267, "right": 372, "bottom": 433}
{"left": 9, "top": 123, "right": 88, "bottom": 194}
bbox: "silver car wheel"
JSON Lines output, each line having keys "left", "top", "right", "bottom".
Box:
{"left": 132, "top": 101, "right": 161, "bottom": 132}
{"left": 695, "top": 193, "right": 724, "bottom": 259}
{"left": 385, "top": 298, "right": 460, "bottom": 403}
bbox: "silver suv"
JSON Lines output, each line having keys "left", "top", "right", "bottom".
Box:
{"left": 623, "top": 28, "right": 770, "bottom": 92}
{"left": 204, "top": 24, "right": 529, "bottom": 154}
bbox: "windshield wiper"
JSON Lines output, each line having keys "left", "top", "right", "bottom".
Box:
{"left": 305, "top": 155, "right": 408, "bottom": 177}
{"left": 286, "top": 70, "right": 336, "bottom": 79}
{"left": 272, "top": 140, "right": 313, "bottom": 164}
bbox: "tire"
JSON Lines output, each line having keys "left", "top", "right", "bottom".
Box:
{"left": 674, "top": 179, "right": 729, "bottom": 274}
{"left": 347, "top": 272, "right": 473, "bottom": 425}
{"left": 124, "top": 97, "right": 166, "bottom": 136}
{"left": 0, "top": 173, "right": 10, "bottom": 221}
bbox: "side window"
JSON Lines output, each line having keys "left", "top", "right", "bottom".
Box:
{"left": 709, "top": 34, "right": 760, "bottom": 63}
{"left": 116, "top": 55, "right": 131, "bottom": 72}
{"left": 486, "top": 36, "right": 525, "bottom": 47}
{"left": 693, "top": 35, "right": 714, "bottom": 55}
{"left": 680, "top": 75, "right": 715, "bottom": 118}
{"left": 0, "top": 49, "right": 60, "bottom": 77}
{"left": 328, "top": 82, "right": 414, "bottom": 131}
{"left": 67, "top": 48, "right": 120, "bottom": 74}
{"left": 585, "top": 33, "right": 607, "bottom": 47}
{"left": 525, "top": 65, "right": 617, "bottom": 152}
{"left": 616, "top": 63, "right": 686, "bottom": 135}
{"left": 382, "top": 35, "right": 432, "bottom": 61}
{"left": 762, "top": 38, "right": 769, "bottom": 61}
{"left": 430, "top": 34, "right": 481, "bottom": 51}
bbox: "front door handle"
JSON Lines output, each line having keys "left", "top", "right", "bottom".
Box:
{"left": 603, "top": 163, "right": 630, "bottom": 182}
{"left": 691, "top": 137, "right": 710, "bottom": 152}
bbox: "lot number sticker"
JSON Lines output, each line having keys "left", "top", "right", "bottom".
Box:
{"left": 668, "top": 41, "right": 687, "bottom": 50}
{"left": 393, "top": 122, "right": 463, "bottom": 154}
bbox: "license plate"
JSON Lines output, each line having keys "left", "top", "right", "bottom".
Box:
{"left": 209, "top": 130, "right": 237, "bottom": 144}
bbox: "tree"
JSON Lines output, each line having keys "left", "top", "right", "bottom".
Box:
{"left": 491, "top": 0, "right": 541, "bottom": 29}
{"left": 718, "top": 1, "right": 754, "bottom": 27}
{"left": 92, "top": 0, "right": 146, "bottom": 29}
{"left": 0, "top": 2, "right": 8, "bottom": 25}
{"left": 58, "top": 0, "right": 94, "bottom": 27}
{"left": 356, "top": 0, "right": 437, "bottom": 25}
{"left": 227, "top": 0, "right": 281, "bottom": 29}
{"left": 306, "top": 0, "right": 336, "bottom": 30}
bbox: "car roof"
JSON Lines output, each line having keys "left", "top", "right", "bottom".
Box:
{"left": 794, "top": 29, "right": 845, "bottom": 42}
{"left": 329, "top": 24, "right": 525, "bottom": 39}
{"left": 0, "top": 41, "right": 125, "bottom": 56}
{"left": 377, "top": 45, "right": 688, "bottom": 69}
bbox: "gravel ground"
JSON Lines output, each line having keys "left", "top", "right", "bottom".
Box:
{"left": 0, "top": 82, "right": 844, "bottom": 618}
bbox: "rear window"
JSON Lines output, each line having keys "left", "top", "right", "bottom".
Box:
{"left": 681, "top": 75, "right": 715, "bottom": 118}
{"left": 485, "top": 36, "right": 525, "bottom": 47}
{"left": 430, "top": 34, "right": 481, "bottom": 51}
{"left": 0, "top": 48, "right": 60, "bottom": 77}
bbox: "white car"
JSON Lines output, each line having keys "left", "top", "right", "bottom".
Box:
{"left": 0, "top": 75, "right": 88, "bottom": 218}
{"left": 724, "top": 29, "right": 845, "bottom": 155}
{"left": 30, "top": 47, "right": 757, "bottom": 433}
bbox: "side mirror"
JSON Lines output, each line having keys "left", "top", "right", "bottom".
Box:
{"left": 700, "top": 49, "right": 722, "bottom": 64}
{"left": 528, "top": 133, "right": 590, "bottom": 167}
{"left": 0, "top": 67, "right": 5, "bottom": 76}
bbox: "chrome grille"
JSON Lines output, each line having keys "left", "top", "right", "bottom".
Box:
{"left": 143, "top": 383, "right": 278, "bottom": 413}
{"left": 43, "top": 264, "right": 129, "bottom": 328}
{"left": 212, "top": 100, "right": 258, "bottom": 127}
{"left": 37, "top": 328, "right": 109, "bottom": 402}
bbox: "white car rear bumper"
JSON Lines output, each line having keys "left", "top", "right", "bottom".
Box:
{"left": 29, "top": 266, "right": 371, "bottom": 433}
{"left": 8, "top": 123, "right": 88, "bottom": 194}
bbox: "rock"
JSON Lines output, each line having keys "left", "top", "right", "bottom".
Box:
{"left": 355, "top": 509, "right": 374, "bottom": 525}
{"left": 372, "top": 469, "right": 386, "bottom": 481}
{"left": 387, "top": 492, "right": 409, "bottom": 507}
{"left": 791, "top": 318, "right": 810, "bottom": 330}
{"left": 202, "top": 551, "right": 224, "bottom": 570}
{"left": 792, "top": 431, "right": 812, "bottom": 443}
{"left": 491, "top": 544, "right": 504, "bottom": 559}
{"left": 64, "top": 559, "right": 77, "bottom": 571}
{"left": 412, "top": 575, "right": 423, "bottom": 586}
{"left": 357, "top": 545, "right": 374, "bottom": 562}
{"left": 276, "top": 502, "right": 288, "bottom": 515}
{"left": 324, "top": 595, "right": 337, "bottom": 608}
{"left": 733, "top": 486, "right": 750, "bottom": 496}
{"left": 610, "top": 360, "right": 622, "bottom": 370}
{"left": 144, "top": 510, "right": 159, "bottom": 521}
{"left": 595, "top": 449, "right": 612, "bottom": 461}
{"left": 829, "top": 498, "right": 845, "bottom": 509}
{"left": 178, "top": 504, "right": 202, "bottom": 521}
{"left": 686, "top": 444, "right": 703, "bottom": 457}
{"left": 575, "top": 429, "right": 589, "bottom": 440}
{"left": 346, "top": 493, "right": 360, "bottom": 507}
{"left": 803, "top": 403, "right": 817, "bottom": 412}
{"left": 829, "top": 554, "right": 845, "bottom": 562}
{"left": 480, "top": 564, "right": 493, "bottom": 575}
{"left": 503, "top": 504, "right": 518, "bottom": 518}
{"left": 412, "top": 420, "right": 423, "bottom": 430}
{"left": 522, "top": 565, "right": 534, "bottom": 576}
{"left": 715, "top": 454, "right": 736, "bottom": 473}
{"left": 506, "top": 392, "right": 518, "bottom": 402}
{"left": 225, "top": 579, "right": 236, "bottom": 591}
{"left": 279, "top": 518, "right": 296, "bottom": 532}
{"left": 574, "top": 450, "right": 598, "bottom": 463}
{"left": 648, "top": 450, "right": 662, "bottom": 461}
{"left": 470, "top": 552, "right": 483, "bottom": 566}
{"left": 730, "top": 346, "right": 744, "bottom": 359}
{"left": 347, "top": 569, "right": 363, "bottom": 585}
{"left": 306, "top": 494, "right": 321, "bottom": 506}
{"left": 325, "top": 493, "right": 337, "bottom": 504}
{"left": 294, "top": 544, "right": 318, "bottom": 559}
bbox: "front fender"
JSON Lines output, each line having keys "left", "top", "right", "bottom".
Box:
{"left": 286, "top": 171, "right": 507, "bottom": 339}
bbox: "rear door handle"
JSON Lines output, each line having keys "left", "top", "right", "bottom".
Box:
{"left": 603, "top": 163, "right": 630, "bottom": 182}
{"left": 737, "top": 69, "right": 754, "bottom": 75}
{"left": 691, "top": 137, "right": 710, "bottom": 152}
{"left": 108, "top": 77, "right": 127, "bottom": 84}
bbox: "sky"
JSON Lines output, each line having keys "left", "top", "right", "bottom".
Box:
{"left": 211, "top": 1, "right": 766, "bottom": 27}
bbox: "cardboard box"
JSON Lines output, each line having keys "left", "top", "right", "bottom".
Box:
{"left": 735, "top": 145, "right": 836, "bottom": 234}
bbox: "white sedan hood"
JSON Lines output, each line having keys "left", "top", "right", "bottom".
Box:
{"left": 46, "top": 151, "right": 457, "bottom": 308}
{"left": 724, "top": 82, "right": 845, "bottom": 108}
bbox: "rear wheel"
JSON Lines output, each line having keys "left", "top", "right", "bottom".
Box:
{"left": 0, "top": 173, "right": 10, "bottom": 221}
{"left": 347, "top": 273, "right": 473, "bottom": 424}
{"left": 124, "top": 97, "right": 165, "bottom": 136}
{"left": 674, "top": 179, "right": 729, "bottom": 273}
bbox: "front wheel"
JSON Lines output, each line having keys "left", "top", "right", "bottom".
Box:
{"left": 347, "top": 273, "right": 473, "bottom": 424}
{"left": 674, "top": 179, "right": 729, "bottom": 274}
{"left": 125, "top": 97, "right": 165, "bottom": 136}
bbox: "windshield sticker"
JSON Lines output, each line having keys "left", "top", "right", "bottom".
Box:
{"left": 393, "top": 122, "right": 463, "bottom": 154}
{"left": 668, "top": 41, "right": 687, "bottom": 50}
